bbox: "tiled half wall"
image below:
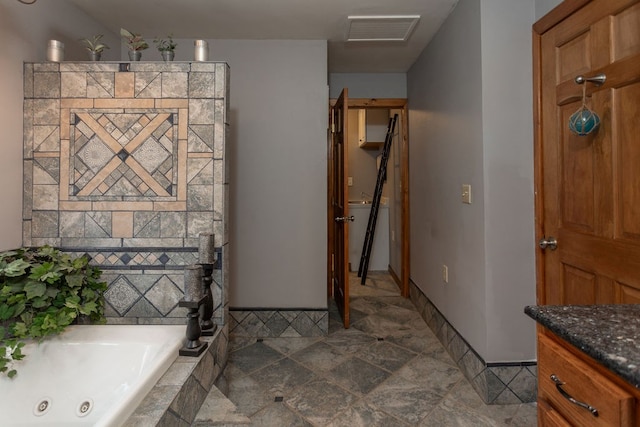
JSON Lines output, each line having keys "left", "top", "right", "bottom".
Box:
{"left": 23, "top": 61, "right": 230, "bottom": 326}
{"left": 409, "top": 281, "right": 537, "bottom": 404}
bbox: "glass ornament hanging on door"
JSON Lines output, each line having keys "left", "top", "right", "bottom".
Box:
{"left": 568, "top": 83, "right": 600, "bottom": 136}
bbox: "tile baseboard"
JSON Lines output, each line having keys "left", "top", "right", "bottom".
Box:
{"left": 229, "top": 308, "right": 328, "bottom": 337}
{"left": 409, "top": 281, "right": 537, "bottom": 404}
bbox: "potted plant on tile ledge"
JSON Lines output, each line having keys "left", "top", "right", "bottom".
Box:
{"left": 120, "top": 27, "right": 148, "bottom": 61}
{"left": 154, "top": 34, "right": 177, "bottom": 62}
{"left": 79, "top": 34, "right": 110, "bottom": 61}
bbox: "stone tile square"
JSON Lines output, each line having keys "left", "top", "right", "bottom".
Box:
{"left": 228, "top": 342, "right": 283, "bottom": 374}
{"left": 264, "top": 337, "right": 319, "bottom": 356}
{"left": 507, "top": 367, "right": 538, "bottom": 403}
{"left": 104, "top": 276, "right": 140, "bottom": 315}
{"left": 126, "top": 298, "right": 162, "bottom": 318}
{"left": 250, "top": 357, "right": 317, "bottom": 395}
{"left": 145, "top": 276, "right": 182, "bottom": 316}
{"left": 423, "top": 345, "right": 457, "bottom": 367}
{"left": 367, "top": 375, "right": 444, "bottom": 425}
{"left": 350, "top": 296, "right": 388, "bottom": 315}
{"left": 33, "top": 73, "right": 60, "bottom": 98}
{"left": 328, "top": 357, "right": 391, "bottom": 395}
{"left": 351, "top": 314, "right": 405, "bottom": 338}
{"left": 355, "top": 340, "right": 416, "bottom": 373}
{"left": 443, "top": 380, "right": 522, "bottom": 425}
{"left": 382, "top": 295, "right": 417, "bottom": 311}
{"left": 169, "top": 375, "right": 208, "bottom": 423}
{"left": 291, "top": 341, "right": 349, "bottom": 372}
{"left": 327, "top": 399, "right": 408, "bottom": 427}
{"left": 396, "top": 354, "right": 463, "bottom": 396}
{"left": 375, "top": 304, "right": 422, "bottom": 325}
{"left": 227, "top": 375, "right": 272, "bottom": 417}
{"left": 189, "top": 72, "right": 216, "bottom": 98}
{"left": 324, "top": 327, "right": 377, "bottom": 354}
{"left": 193, "top": 386, "right": 251, "bottom": 426}
{"left": 285, "top": 379, "right": 357, "bottom": 426}
{"left": 251, "top": 402, "right": 312, "bottom": 427}
{"left": 419, "top": 395, "right": 503, "bottom": 427}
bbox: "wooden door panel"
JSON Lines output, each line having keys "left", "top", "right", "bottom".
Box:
{"left": 556, "top": 33, "right": 592, "bottom": 83}
{"left": 561, "top": 102, "right": 596, "bottom": 232}
{"left": 562, "top": 265, "right": 597, "bottom": 305}
{"left": 617, "top": 82, "right": 640, "bottom": 239}
{"left": 613, "top": 2, "right": 640, "bottom": 61}
{"left": 618, "top": 283, "right": 640, "bottom": 303}
{"left": 538, "top": 0, "right": 640, "bottom": 306}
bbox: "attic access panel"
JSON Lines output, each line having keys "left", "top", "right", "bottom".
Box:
{"left": 347, "top": 15, "right": 420, "bottom": 42}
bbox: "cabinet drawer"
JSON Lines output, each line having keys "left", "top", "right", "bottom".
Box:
{"left": 539, "top": 399, "right": 572, "bottom": 427}
{"left": 538, "top": 333, "right": 635, "bottom": 427}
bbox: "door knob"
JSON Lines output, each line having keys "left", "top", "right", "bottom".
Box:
{"left": 335, "top": 216, "right": 355, "bottom": 223}
{"left": 538, "top": 237, "right": 558, "bottom": 251}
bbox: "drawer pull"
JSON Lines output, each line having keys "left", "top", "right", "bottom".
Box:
{"left": 550, "top": 374, "right": 599, "bottom": 417}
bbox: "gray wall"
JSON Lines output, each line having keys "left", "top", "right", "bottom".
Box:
{"left": 329, "top": 73, "right": 407, "bottom": 99}
{"left": 407, "top": 0, "right": 537, "bottom": 362}
{"left": 0, "top": 0, "right": 118, "bottom": 251}
{"left": 535, "top": 0, "right": 563, "bottom": 20}
{"left": 176, "top": 40, "right": 329, "bottom": 309}
{"left": 480, "top": 0, "right": 537, "bottom": 362}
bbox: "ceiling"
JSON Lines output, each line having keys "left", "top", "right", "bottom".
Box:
{"left": 68, "top": 0, "right": 458, "bottom": 73}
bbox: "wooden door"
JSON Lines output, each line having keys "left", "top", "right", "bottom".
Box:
{"left": 330, "top": 89, "right": 350, "bottom": 327}
{"left": 535, "top": 0, "right": 640, "bottom": 305}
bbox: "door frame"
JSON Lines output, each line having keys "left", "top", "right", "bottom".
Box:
{"left": 328, "top": 97, "right": 410, "bottom": 298}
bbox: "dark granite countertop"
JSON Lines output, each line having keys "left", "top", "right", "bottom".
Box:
{"left": 525, "top": 304, "right": 640, "bottom": 389}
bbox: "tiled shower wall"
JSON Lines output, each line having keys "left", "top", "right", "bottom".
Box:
{"left": 23, "top": 61, "right": 229, "bottom": 326}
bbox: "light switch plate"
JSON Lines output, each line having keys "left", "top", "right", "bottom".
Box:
{"left": 462, "top": 184, "right": 471, "bottom": 204}
{"left": 348, "top": 177, "right": 353, "bottom": 186}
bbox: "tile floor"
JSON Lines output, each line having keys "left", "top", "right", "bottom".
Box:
{"left": 194, "top": 272, "right": 537, "bottom": 426}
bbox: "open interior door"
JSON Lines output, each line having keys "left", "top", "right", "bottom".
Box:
{"left": 330, "top": 89, "right": 351, "bottom": 327}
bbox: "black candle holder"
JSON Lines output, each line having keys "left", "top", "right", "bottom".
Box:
{"left": 199, "top": 263, "right": 217, "bottom": 336}
{"left": 178, "top": 296, "right": 209, "bottom": 357}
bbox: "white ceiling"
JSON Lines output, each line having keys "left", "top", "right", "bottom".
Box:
{"left": 68, "top": 0, "right": 458, "bottom": 73}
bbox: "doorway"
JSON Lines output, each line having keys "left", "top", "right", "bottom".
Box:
{"left": 328, "top": 95, "right": 410, "bottom": 327}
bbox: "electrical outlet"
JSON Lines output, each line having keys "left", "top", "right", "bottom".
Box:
{"left": 348, "top": 177, "right": 353, "bottom": 186}
{"left": 442, "top": 265, "right": 448, "bottom": 283}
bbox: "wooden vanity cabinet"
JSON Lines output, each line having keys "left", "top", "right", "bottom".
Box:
{"left": 537, "top": 329, "right": 640, "bottom": 427}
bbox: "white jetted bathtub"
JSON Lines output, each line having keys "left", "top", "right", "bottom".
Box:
{"left": 0, "top": 324, "right": 184, "bottom": 426}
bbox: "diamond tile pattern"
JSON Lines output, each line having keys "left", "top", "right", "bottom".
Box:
{"left": 199, "top": 273, "right": 537, "bottom": 426}
{"left": 104, "top": 276, "right": 140, "bottom": 315}
{"left": 24, "top": 62, "right": 230, "bottom": 325}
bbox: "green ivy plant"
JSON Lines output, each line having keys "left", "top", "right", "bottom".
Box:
{"left": 0, "top": 246, "right": 107, "bottom": 378}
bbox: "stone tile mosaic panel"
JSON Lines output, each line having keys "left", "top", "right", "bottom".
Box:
{"left": 409, "top": 281, "right": 537, "bottom": 404}
{"left": 23, "top": 62, "right": 230, "bottom": 325}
